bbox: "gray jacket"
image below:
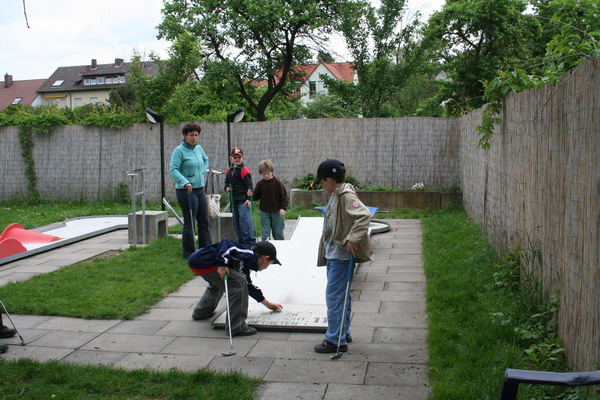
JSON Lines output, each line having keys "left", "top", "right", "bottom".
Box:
{"left": 317, "top": 183, "right": 373, "bottom": 266}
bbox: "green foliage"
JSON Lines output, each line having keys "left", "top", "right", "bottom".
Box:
{"left": 293, "top": 173, "right": 318, "bottom": 190}
{"left": 490, "top": 245, "right": 569, "bottom": 371}
{"left": 335, "top": 0, "right": 435, "bottom": 118}
{"left": 115, "top": 182, "right": 130, "bottom": 204}
{"left": 422, "top": 0, "right": 538, "bottom": 116}
{"left": 158, "top": 0, "right": 366, "bottom": 121}
{"left": 303, "top": 94, "right": 361, "bottom": 119}
{"left": 423, "top": 207, "right": 583, "bottom": 399}
{"left": 344, "top": 172, "right": 360, "bottom": 188}
{"left": 0, "top": 358, "right": 259, "bottom": 399}
{"left": 476, "top": 0, "right": 600, "bottom": 148}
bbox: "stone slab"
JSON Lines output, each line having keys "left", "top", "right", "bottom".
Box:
{"left": 263, "top": 359, "right": 367, "bottom": 384}
{"left": 324, "top": 384, "right": 431, "bottom": 400}
{"left": 206, "top": 356, "right": 275, "bottom": 379}
{"left": 255, "top": 382, "right": 326, "bottom": 400}
{"left": 116, "top": 353, "right": 214, "bottom": 372}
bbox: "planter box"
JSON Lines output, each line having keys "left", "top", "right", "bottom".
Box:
{"left": 290, "top": 189, "right": 462, "bottom": 211}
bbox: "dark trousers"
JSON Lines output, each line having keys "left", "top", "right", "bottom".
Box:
{"left": 192, "top": 268, "right": 249, "bottom": 335}
{"left": 176, "top": 188, "right": 212, "bottom": 258}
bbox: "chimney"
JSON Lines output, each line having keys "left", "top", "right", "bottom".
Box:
{"left": 4, "top": 73, "right": 13, "bottom": 88}
{"left": 91, "top": 59, "right": 97, "bottom": 69}
{"left": 114, "top": 58, "right": 124, "bottom": 67}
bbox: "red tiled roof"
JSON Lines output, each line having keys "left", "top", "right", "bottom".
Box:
{"left": 0, "top": 79, "right": 46, "bottom": 110}
{"left": 320, "top": 62, "right": 355, "bottom": 83}
{"left": 254, "top": 62, "right": 355, "bottom": 88}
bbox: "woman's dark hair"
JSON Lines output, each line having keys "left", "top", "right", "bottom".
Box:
{"left": 182, "top": 123, "right": 202, "bottom": 135}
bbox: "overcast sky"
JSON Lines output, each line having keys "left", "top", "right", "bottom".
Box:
{"left": 1, "top": 0, "right": 444, "bottom": 81}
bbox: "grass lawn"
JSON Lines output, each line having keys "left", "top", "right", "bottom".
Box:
{"left": 0, "top": 359, "right": 259, "bottom": 400}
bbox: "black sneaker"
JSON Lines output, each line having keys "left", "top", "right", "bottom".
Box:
{"left": 233, "top": 325, "right": 257, "bottom": 336}
{"left": 0, "top": 344, "right": 8, "bottom": 354}
{"left": 314, "top": 340, "right": 348, "bottom": 353}
{"left": 0, "top": 326, "right": 16, "bottom": 339}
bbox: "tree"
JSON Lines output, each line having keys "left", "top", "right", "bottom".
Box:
{"left": 334, "top": 0, "right": 429, "bottom": 117}
{"left": 108, "top": 32, "right": 202, "bottom": 120}
{"left": 157, "top": 0, "right": 365, "bottom": 121}
{"left": 422, "top": 0, "right": 540, "bottom": 115}
{"left": 477, "top": 0, "right": 600, "bottom": 148}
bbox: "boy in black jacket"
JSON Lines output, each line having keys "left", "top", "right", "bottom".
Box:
{"left": 189, "top": 238, "right": 283, "bottom": 336}
{"left": 225, "top": 148, "right": 256, "bottom": 245}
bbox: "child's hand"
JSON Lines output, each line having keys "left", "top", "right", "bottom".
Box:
{"left": 244, "top": 200, "right": 251, "bottom": 208}
{"left": 346, "top": 241, "right": 358, "bottom": 256}
{"left": 279, "top": 209, "right": 286, "bottom": 217}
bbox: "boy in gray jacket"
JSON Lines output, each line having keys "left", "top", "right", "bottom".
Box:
{"left": 312, "top": 159, "right": 372, "bottom": 353}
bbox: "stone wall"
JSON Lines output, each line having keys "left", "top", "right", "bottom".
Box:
{"left": 0, "top": 117, "right": 460, "bottom": 202}
{"left": 458, "top": 59, "right": 600, "bottom": 371}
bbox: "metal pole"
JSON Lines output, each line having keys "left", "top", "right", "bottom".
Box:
{"left": 227, "top": 120, "right": 231, "bottom": 169}
{"left": 160, "top": 121, "right": 165, "bottom": 211}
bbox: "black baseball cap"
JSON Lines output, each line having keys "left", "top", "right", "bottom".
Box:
{"left": 313, "top": 159, "right": 346, "bottom": 186}
{"left": 230, "top": 147, "right": 244, "bottom": 157}
{"left": 253, "top": 241, "right": 281, "bottom": 265}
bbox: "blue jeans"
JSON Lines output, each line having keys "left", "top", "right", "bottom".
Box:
{"left": 325, "top": 258, "right": 352, "bottom": 345}
{"left": 233, "top": 203, "right": 256, "bottom": 246}
{"left": 176, "top": 189, "right": 212, "bottom": 258}
{"left": 260, "top": 210, "right": 285, "bottom": 240}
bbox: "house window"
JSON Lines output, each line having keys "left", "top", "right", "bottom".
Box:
{"left": 90, "top": 78, "right": 97, "bottom": 85}
{"left": 59, "top": 98, "right": 67, "bottom": 107}
{"left": 97, "top": 76, "right": 105, "bottom": 84}
{"left": 118, "top": 76, "right": 126, "bottom": 83}
{"left": 309, "top": 81, "right": 316, "bottom": 98}
{"left": 84, "top": 79, "right": 90, "bottom": 85}
{"left": 90, "top": 97, "right": 98, "bottom": 104}
{"left": 74, "top": 98, "right": 83, "bottom": 107}
{"left": 12, "top": 97, "right": 23, "bottom": 104}
{"left": 52, "top": 80, "right": 64, "bottom": 87}
{"left": 106, "top": 77, "right": 112, "bottom": 84}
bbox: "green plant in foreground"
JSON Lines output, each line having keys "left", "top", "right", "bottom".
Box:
{"left": 423, "top": 207, "right": 590, "bottom": 399}
{"left": 0, "top": 359, "right": 259, "bottom": 400}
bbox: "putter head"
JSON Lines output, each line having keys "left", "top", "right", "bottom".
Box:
{"left": 330, "top": 352, "right": 343, "bottom": 360}
{"left": 222, "top": 349, "right": 236, "bottom": 357}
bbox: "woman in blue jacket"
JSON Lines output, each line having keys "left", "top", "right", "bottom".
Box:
{"left": 169, "top": 123, "right": 212, "bottom": 258}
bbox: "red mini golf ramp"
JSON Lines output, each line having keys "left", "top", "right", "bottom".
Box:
{"left": 0, "top": 216, "right": 128, "bottom": 265}
{"left": 0, "top": 224, "right": 62, "bottom": 258}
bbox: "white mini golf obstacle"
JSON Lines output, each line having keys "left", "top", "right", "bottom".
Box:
{"left": 212, "top": 216, "right": 389, "bottom": 332}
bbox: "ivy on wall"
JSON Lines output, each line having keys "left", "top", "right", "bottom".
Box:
{"left": 0, "top": 104, "right": 137, "bottom": 202}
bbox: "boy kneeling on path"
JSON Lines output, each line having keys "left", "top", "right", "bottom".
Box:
{"left": 188, "top": 238, "right": 283, "bottom": 336}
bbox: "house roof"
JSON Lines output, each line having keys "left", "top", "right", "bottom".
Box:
{"left": 37, "top": 59, "right": 159, "bottom": 93}
{"left": 0, "top": 77, "right": 45, "bottom": 110}
{"left": 320, "top": 62, "right": 355, "bottom": 83}
{"left": 254, "top": 62, "right": 355, "bottom": 88}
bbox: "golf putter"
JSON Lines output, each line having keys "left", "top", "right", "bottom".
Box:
{"left": 222, "top": 274, "right": 236, "bottom": 356}
{"left": 0, "top": 300, "right": 25, "bottom": 346}
{"left": 331, "top": 257, "right": 356, "bottom": 360}
{"left": 187, "top": 193, "right": 195, "bottom": 251}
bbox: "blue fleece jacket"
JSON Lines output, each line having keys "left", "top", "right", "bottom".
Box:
{"left": 169, "top": 141, "right": 209, "bottom": 189}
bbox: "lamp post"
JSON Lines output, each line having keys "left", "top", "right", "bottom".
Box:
{"left": 226, "top": 107, "right": 245, "bottom": 168}
{"left": 145, "top": 108, "right": 165, "bottom": 211}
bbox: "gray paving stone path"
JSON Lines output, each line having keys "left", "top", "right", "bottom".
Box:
{"left": 0, "top": 219, "right": 430, "bottom": 400}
